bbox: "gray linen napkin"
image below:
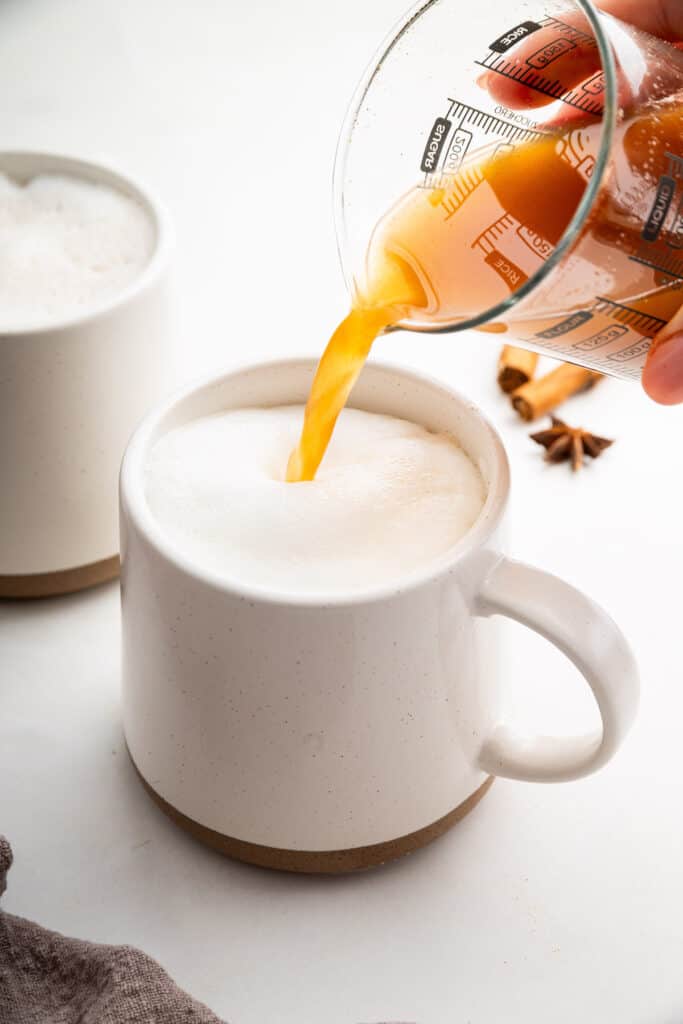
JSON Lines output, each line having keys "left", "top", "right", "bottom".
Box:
{"left": 0, "top": 837, "right": 226, "bottom": 1023}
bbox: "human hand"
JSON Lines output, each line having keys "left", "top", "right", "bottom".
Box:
{"left": 481, "top": 0, "right": 683, "bottom": 402}
{"left": 602, "top": 1, "right": 683, "bottom": 404}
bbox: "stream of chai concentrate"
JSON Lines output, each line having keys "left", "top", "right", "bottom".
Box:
{"left": 284, "top": 257, "right": 427, "bottom": 482}
{"left": 286, "top": 102, "right": 683, "bottom": 483}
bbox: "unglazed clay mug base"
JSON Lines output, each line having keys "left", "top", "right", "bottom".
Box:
{"left": 120, "top": 359, "right": 639, "bottom": 873}
{"left": 0, "top": 151, "right": 173, "bottom": 599}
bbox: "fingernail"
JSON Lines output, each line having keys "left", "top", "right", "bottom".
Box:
{"left": 642, "top": 331, "right": 683, "bottom": 405}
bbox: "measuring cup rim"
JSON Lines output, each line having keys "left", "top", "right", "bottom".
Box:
{"left": 332, "top": 0, "right": 618, "bottom": 333}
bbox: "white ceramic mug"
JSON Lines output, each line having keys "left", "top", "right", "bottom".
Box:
{"left": 0, "top": 151, "right": 174, "bottom": 599}
{"left": 120, "top": 358, "right": 639, "bottom": 873}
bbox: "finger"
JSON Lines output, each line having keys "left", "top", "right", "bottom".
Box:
{"left": 492, "top": 62, "right": 633, "bottom": 130}
{"left": 479, "top": 10, "right": 604, "bottom": 110}
{"left": 479, "top": 3, "right": 683, "bottom": 120}
{"left": 642, "top": 303, "right": 683, "bottom": 404}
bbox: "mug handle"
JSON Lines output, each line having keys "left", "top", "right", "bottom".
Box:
{"left": 475, "top": 557, "right": 639, "bottom": 783}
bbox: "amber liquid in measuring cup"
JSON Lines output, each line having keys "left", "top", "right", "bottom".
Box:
{"left": 287, "top": 95, "right": 683, "bottom": 482}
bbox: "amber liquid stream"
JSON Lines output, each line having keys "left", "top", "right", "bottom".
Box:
{"left": 286, "top": 102, "right": 683, "bottom": 482}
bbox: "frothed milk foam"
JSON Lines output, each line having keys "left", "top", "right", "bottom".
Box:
{"left": 145, "top": 406, "right": 486, "bottom": 594}
{"left": 0, "top": 172, "right": 154, "bottom": 328}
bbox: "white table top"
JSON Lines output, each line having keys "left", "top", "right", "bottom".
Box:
{"left": 2, "top": 2, "right": 683, "bottom": 1021}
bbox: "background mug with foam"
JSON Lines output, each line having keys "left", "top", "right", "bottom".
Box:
{"left": 120, "top": 358, "right": 639, "bottom": 873}
{"left": 0, "top": 151, "right": 173, "bottom": 599}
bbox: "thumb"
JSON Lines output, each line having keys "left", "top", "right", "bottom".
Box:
{"left": 641, "top": 302, "right": 683, "bottom": 405}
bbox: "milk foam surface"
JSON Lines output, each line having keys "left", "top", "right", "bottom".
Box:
{"left": 145, "top": 406, "right": 486, "bottom": 595}
{"left": 0, "top": 173, "right": 154, "bottom": 328}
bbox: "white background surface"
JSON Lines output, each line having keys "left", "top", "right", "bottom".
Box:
{"left": 2, "top": 1, "right": 683, "bottom": 1021}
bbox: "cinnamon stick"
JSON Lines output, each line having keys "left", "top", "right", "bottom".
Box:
{"left": 511, "top": 364, "right": 603, "bottom": 422}
{"left": 497, "top": 346, "right": 539, "bottom": 393}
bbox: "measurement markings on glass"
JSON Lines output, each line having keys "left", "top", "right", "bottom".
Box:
{"left": 605, "top": 337, "right": 653, "bottom": 363}
{"left": 472, "top": 213, "right": 528, "bottom": 289}
{"left": 422, "top": 100, "right": 546, "bottom": 187}
{"left": 640, "top": 174, "right": 676, "bottom": 243}
{"left": 536, "top": 310, "right": 594, "bottom": 340}
{"left": 592, "top": 297, "right": 667, "bottom": 336}
{"left": 666, "top": 152, "right": 683, "bottom": 179}
{"left": 524, "top": 297, "right": 665, "bottom": 363}
{"left": 630, "top": 151, "right": 683, "bottom": 276}
{"left": 438, "top": 165, "right": 485, "bottom": 219}
{"left": 472, "top": 212, "right": 518, "bottom": 253}
{"left": 471, "top": 209, "right": 555, "bottom": 293}
{"left": 475, "top": 15, "right": 603, "bottom": 115}
{"left": 629, "top": 247, "right": 683, "bottom": 282}
{"left": 668, "top": 195, "right": 683, "bottom": 249}
{"left": 517, "top": 223, "right": 553, "bottom": 259}
{"left": 572, "top": 323, "right": 628, "bottom": 352}
{"left": 445, "top": 100, "right": 546, "bottom": 143}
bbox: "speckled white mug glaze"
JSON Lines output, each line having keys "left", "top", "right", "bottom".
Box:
{"left": 0, "top": 151, "right": 173, "bottom": 593}
{"left": 120, "top": 359, "right": 639, "bottom": 863}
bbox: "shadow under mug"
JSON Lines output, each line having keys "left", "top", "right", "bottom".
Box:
{"left": 0, "top": 151, "right": 173, "bottom": 599}
{"left": 120, "top": 358, "right": 639, "bottom": 873}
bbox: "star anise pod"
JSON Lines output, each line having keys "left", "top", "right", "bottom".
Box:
{"left": 530, "top": 417, "right": 614, "bottom": 472}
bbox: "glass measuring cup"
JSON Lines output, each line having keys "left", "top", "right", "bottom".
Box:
{"left": 334, "top": 0, "right": 683, "bottom": 381}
